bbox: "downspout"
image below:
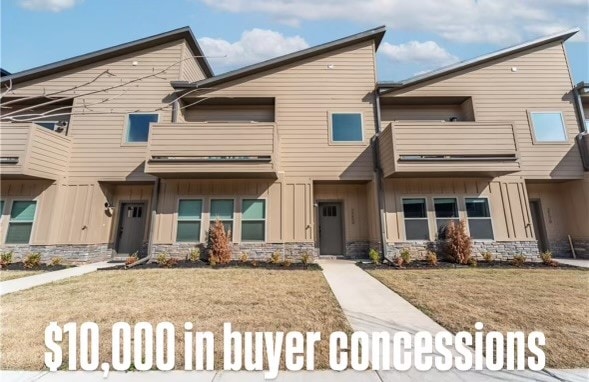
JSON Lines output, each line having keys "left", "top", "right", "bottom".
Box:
{"left": 572, "top": 82, "right": 589, "bottom": 171}
{"left": 372, "top": 89, "right": 389, "bottom": 261}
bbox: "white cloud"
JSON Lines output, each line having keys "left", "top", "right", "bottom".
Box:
{"left": 380, "top": 41, "right": 459, "bottom": 67}
{"left": 198, "top": 29, "right": 309, "bottom": 72}
{"left": 199, "top": 0, "right": 587, "bottom": 45}
{"left": 19, "top": 0, "right": 82, "bottom": 12}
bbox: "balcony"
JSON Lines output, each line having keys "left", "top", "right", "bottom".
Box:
{"left": 0, "top": 122, "right": 72, "bottom": 180}
{"left": 378, "top": 121, "right": 520, "bottom": 177}
{"left": 145, "top": 122, "right": 279, "bottom": 178}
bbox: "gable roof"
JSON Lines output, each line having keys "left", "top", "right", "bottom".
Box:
{"left": 172, "top": 25, "right": 386, "bottom": 90}
{"left": 0, "top": 68, "right": 10, "bottom": 77}
{"left": 378, "top": 28, "right": 579, "bottom": 94}
{"left": 1, "top": 27, "right": 213, "bottom": 85}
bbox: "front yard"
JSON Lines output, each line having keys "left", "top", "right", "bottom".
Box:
{"left": 0, "top": 268, "right": 351, "bottom": 370}
{"left": 0, "top": 270, "right": 44, "bottom": 281}
{"left": 368, "top": 268, "right": 589, "bottom": 368}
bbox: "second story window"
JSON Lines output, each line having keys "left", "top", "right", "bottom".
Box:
{"left": 331, "top": 113, "right": 363, "bottom": 143}
{"left": 126, "top": 113, "right": 159, "bottom": 143}
{"left": 529, "top": 112, "right": 568, "bottom": 143}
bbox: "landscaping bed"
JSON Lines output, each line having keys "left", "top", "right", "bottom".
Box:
{"left": 357, "top": 259, "right": 583, "bottom": 270}
{"left": 367, "top": 268, "right": 589, "bottom": 368}
{"left": 104, "top": 259, "right": 322, "bottom": 271}
{"left": 0, "top": 268, "right": 351, "bottom": 370}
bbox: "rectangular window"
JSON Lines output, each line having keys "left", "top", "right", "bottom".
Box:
{"left": 242, "top": 199, "right": 266, "bottom": 242}
{"left": 530, "top": 112, "right": 567, "bottom": 142}
{"left": 434, "top": 198, "right": 458, "bottom": 239}
{"left": 176, "top": 199, "right": 202, "bottom": 242}
{"left": 465, "top": 198, "right": 494, "bottom": 240}
{"left": 35, "top": 121, "right": 57, "bottom": 131}
{"left": 6, "top": 201, "right": 37, "bottom": 244}
{"left": 210, "top": 199, "right": 234, "bottom": 236}
{"left": 331, "top": 113, "right": 363, "bottom": 142}
{"left": 126, "top": 113, "right": 159, "bottom": 143}
{"left": 402, "top": 198, "right": 429, "bottom": 240}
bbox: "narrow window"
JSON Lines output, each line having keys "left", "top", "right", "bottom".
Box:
{"left": 0, "top": 200, "right": 4, "bottom": 217}
{"left": 530, "top": 112, "right": 567, "bottom": 142}
{"left": 176, "top": 199, "right": 202, "bottom": 242}
{"left": 242, "top": 199, "right": 266, "bottom": 242}
{"left": 434, "top": 198, "right": 459, "bottom": 239}
{"left": 6, "top": 201, "right": 37, "bottom": 244}
{"left": 210, "top": 199, "right": 234, "bottom": 237}
{"left": 331, "top": 113, "right": 363, "bottom": 142}
{"left": 126, "top": 113, "right": 159, "bottom": 143}
{"left": 402, "top": 198, "right": 429, "bottom": 240}
{"left": 465, "top": 198, "right": 494, "bottom": 240}
{"left": 35, "top": 121, "right": 58, "bottom": 131}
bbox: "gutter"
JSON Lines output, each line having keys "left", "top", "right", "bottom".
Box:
{"left": 372, "top": 90, "right": 389, "bottom": 261}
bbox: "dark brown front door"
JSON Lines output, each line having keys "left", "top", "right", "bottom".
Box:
{"left": 319, "top": 202, "right": 344, "bottom": 256}
{"left": 529, "top": 200, "right": 548, "bottom": 253}
{"left": 116, "top": 202, "right": 147, "bottom": 256}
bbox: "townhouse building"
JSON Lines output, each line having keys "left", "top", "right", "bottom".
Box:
{"left": 0, "top": 26, "right": 587, "bottom": 262}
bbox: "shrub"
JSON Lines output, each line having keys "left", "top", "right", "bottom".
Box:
{"left": 394, "top": 256, "right": 405, "bottom": 268}
{"left": 511, "top": 254, "right": 526, "bottom": 267}
{"left": 482, "top": 252, "right": 494, "bottom": 262}
{"left": 207, "top": 220, "right": 232, "bottom": 265}
{"left": 368, "top": 248, "right": 381, "bottom": 265}
{"left": 444, "top": 220, "right": 472, "bottom": 265}
{"left": 0, "top": 251, "right": 13, "bottom": 268}
{"left": 400, "top": 249, "right": 412, "bottom": 265}
{"left": 468, "top": 258, "right": 478, "bottom": 267}
{"left": 49, "top": 257, "right": 64, "bottom": 267}
{"left": 540, "top": 251, "right": 553, "bottom": 265}
{"left": 425, "top": 251, "right": 438, "bottom": 266}
{"left": 156, "top": 253, "right": 178, "bottom": 267}
{"left": 23, "top": 253, "right": 42, "bottom": 269}
{"left": 300, "top": 251, "right": 313, "bottom": 265}
{"left": 239, "top": 252, "right": 249, "bottom": 263}
{"left": 269, "top": 251, "right": 282, "bottom": 264}
{"left": 283, "top": 258, "right": 293, "bottom": 267}
{"left": 125, "top": 255, "right": 138, "bottom": 266}
{"left": 187, "top": 248, "right": 201, "bottom": 262}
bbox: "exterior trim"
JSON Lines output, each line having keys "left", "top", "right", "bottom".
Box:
{"left": 327, "top": 111, "right": 366, "bottom": 145}
{"left": 526, "top": 110, "right": 570, "bottom": 145}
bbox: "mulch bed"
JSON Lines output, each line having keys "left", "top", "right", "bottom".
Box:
{"left": 101, "top": 260, "right": 322, "bottom": 271}
{"left": 357, "top": 260, "right": 585, "bottom": 270}
{"left": 1, "top": 262, "right": 75, "bottom": 272}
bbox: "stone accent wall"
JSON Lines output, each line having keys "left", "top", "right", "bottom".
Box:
{"left": 549, "top": 238, "right": 589, "bottom": 259}
{"left": 344, "top": 241, "right": 372, "bottom": 258}
{"left": 0, "top": 244, "right": 112, "bottom": 264}
{"left": 152, "top": 242, "right": 317, "bottom": 261}
{"left": 385, "top": 240, "right": 541, "bottom": 262}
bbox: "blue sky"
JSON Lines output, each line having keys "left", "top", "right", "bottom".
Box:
{"left": 1, "top": 0, "right": 587, "bottom": 82}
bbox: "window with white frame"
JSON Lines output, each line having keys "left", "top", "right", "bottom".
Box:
{"left": 176, "top": 199, "right": 202, "bottom": 242}
{"left": 402, "top": 198, "right": 429, "bottom": 240}
{"left": 331, "top": 113, "right": 363, "bottom": 142}
{"left": 465, "top": 198, "right": 494, "bottom": 240}
{"left": 434, "top": 198, "right": 459, "bottom": 239}
{"left": 241, "top": 199, "right": 266, "bottom": 242}
{"left": 529, "top": 112, "right": 568, "bottom": 143}
{"left": 6, "top": 201, "right": 37, "bottom": 244}
{"left": 210, "top": 199, "right": 234, "bottom": 237}
{"left": 126, "top": 113, "right": 159, "bottom": 143}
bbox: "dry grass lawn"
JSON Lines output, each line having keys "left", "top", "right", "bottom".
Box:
{"left": 0, "top": 270, "right": 44, "bottom": 282}
{"left": 368, "top": 268, "right": 589, "bottom": 368}
{"left": 0, "top": 268, "right": 351, "bottom": 370}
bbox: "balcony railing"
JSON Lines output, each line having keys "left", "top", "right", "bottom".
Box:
{"left": 379, "top": 121, "right": 520, "bottom": 176}
{"left": 0, "top": 122, "right": 71, "bottom": 180}
{"left": 145, "top": 122, "right": 279, "bottom": 178}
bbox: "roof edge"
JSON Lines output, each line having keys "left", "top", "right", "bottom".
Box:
{"left": 378, "top": 27, "right": 580, "bottom": 94}
{"left": 173, "top": 25, "right": 386, "bottom": 90}
{"left": 1, "top": 26, "right": 213, "bottom": 85}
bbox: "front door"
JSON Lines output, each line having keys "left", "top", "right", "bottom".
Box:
{"left": 319, "top": 202, "right": 344, "bottom": 256}
{"left": 529, "top": 200, "right": 548, "bottom": 253}
{"left": 116, "top": 202, "right": 147, "bottom": 256}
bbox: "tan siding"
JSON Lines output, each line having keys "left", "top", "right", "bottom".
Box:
{"left": 183, "top": 105, "right": 274, "bottom": 122}
{"left": 381, "top": 104, "right": 466, "bottom": 121}
{"left": 179, "top": 41, "right": 207, "bottom": 82}
{"left": 283, "top": 178, "right": 313, "bottom": 242}
{"left": 193, "top": 41, "right": 377, "bottom": 180}
{"left": 383, "top": 177, "right": 534, "bottom": 242}
{"left": 384, "top": 43, "right": 583, "bottom": 179}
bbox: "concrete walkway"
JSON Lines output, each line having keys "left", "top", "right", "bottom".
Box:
{"left": 555, "top": 258, "right": 589, "bottom": 268}
{"left": 0, "top": 261, "right": 113, "bottom": 296}
{"left": 319, "top": 259, "right": 589, "bottom": 382}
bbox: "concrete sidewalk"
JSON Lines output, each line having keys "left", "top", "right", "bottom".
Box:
{"left": 319, "top": 259, "right": 589, "bottom": 382}
{"left": 555, "top": 258, "right": 589, "bottom": 268}
{"left": 0, "top": 261, "right": 113, "bottom": 296}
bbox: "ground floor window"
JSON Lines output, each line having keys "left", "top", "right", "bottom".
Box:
{"left": 176, "top": 199, "right": 202, "bottom": 242}
{"left": 6, "top": 200, "right": 37, "bottom": 244}
{"left": 242, "top": 199, "right": 266, "bottom": 241}
{"left": 433, "top": 198, "right": 459, "bottom": 239}
{"left": 210, "top": 199, "right": 234, "bottom": 236}
{"left": 465, "top": 198, "right": 494, "bottom": 239}
{"left": 402, "top": 198, "right": 429, "bottom": 240}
